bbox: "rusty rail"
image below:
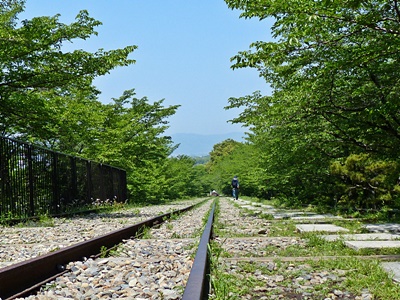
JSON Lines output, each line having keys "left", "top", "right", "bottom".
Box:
{"left": 182, "top": 201, "right": 216, "bottom": 300}
{"left": 0, "top": 204, "right": 197, "bottom": 300}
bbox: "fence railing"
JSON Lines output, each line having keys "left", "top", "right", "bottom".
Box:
{"left": 0, "top": 135, "right": 127, "bottom": 219}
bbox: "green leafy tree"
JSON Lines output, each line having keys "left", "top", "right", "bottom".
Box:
{"left": 0, "top": 0, "right": 136, "bottom": 138}
{"left": 224, "top": 0, "right": 400, "bottom": 208}
{"left": 205, "top": 140, "right": 264, "bottom": 197}
{"left": 0, "top": 1, "right": 205, "bottom": 205}
{"left": 206, "top": 139, "right": 241, "bottom": 171}
{"left": 226, "top": 0, "right": 400, "bottom": 158}
{"left": 205, "top": 139, "right": 241, "bottom": 194}
{"left": 163, "top": 155, "right": 209, "bottom": 200}
{"left": 85, "top": 89, "right": 180, "bottom": 202}
{"left": 226, "top": 91, "right": 336, "bottom": 206}
{"left": 330, "top": 154, "right": 400, "bottom": 211}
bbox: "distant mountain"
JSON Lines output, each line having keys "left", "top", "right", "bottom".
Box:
{"left": 170, "top": 132, "right": 245, "bottom": 156}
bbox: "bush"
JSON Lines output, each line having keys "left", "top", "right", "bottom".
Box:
{"left": 330, "top": 154, "right": 400, "bottom": 211}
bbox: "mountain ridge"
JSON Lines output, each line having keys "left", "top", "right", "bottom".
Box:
{"left": 170, "top": 132, "right": 245, "bottom": 156}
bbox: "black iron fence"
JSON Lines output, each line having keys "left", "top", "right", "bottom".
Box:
{"left": 0, "top": 136, "right": 127, "bottom": 218}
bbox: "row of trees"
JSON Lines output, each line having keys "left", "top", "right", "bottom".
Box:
{"left": 213, "top": 0, "right": 400, "bottom": 211}
{"left": 1, "top": 0, "right": 210, "bottom": 203}
{"left": 7, "top": 0, "right": 399, "bottom": 211}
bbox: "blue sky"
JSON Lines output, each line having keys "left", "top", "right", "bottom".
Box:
{"left": 20, "top": 0, "right": 272, "bottom": 135}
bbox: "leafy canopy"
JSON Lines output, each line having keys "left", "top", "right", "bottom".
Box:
{"left": 223, "top": 0, "right": 400, "bottom": 210}
{"left": 0, "top": 0, "right": 137, "bottom": 137}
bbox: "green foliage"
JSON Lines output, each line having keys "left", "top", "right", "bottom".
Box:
{"left": 162, "top": 155, "right": 210, "bottom": 200}
{"left": 206, "top": 139, "right": 241, "bottom": 172}
{"left": 330, "top": 154, "right": 400, "bottom": 210}
{"left": 0, "top": 2, "right": 210, "bottom": 205}
{"left": 223, "top": 0, "right": 400, "bottom": 210}
{"left": 0, "top": 1, "right": 136, "bottom": 137}
{"left": 205, "top": 140, "right": 266, "bottom": 197}
{"left": 99, "top": 246, "right": 108, "bottom": 258}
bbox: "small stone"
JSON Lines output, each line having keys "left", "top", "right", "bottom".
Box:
{"left": 333, "top": 289, "right": 343, "bottom": 296}
{"left": 128, "top": 278, "right": 137, "bottom": 287}
{"left": 266, "top": 262, "right": 276, "bottom": 271}
{"left": 97, "top": 258, "right": 109, "bottom": 265}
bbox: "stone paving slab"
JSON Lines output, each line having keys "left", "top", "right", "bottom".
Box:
{"left": 296, "top": 224, "right": 350, "bottom": 233}
{"left": 260, "top": 204, "right": 274, "bottom": 209}
{"left": 273, "top": 212, "right": 312, "bottom": 219}
{"left": 345, "top": 240, "right": 400, "bottom": 250}
{"left": 298, "top": 214, "right": 343, "bottom": 219}
{"left": 381, "top": 262, "right": 400, "bottom": 282}
{"left": 261, "top": 210, "right": 278, "bottom": 214}
{"left": 235, "top": 200, "right": 250, "bottom": 205}
{"left": 320, "top": 233, "right": 400, "bottom": 242}
{"left": 239, "top": 205, "right": 258, "bottom": 210}
{"left": 291, "top": 215, "right": 329, "bottom": 220}
{"left": 363, "top": 223, "right": 400, "bottom": 233}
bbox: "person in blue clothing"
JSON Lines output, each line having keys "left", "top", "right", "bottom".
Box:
{"left": 231, "top": 176, "right": 239, "bottom": 200}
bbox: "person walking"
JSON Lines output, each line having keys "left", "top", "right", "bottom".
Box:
{"left": 231, "top": 176, "right": 240, "bottom": 200}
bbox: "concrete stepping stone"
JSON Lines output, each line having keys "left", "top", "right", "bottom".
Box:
{"left": 236, "top": 200, "right": 250, "bottom": 204}
{"left": 363, "top": 223, "right": 400, "bottom": 233}
{"left": 292, "top": 215, "right": 329, "bottom": 220}
{"left": 345, "top": 240, "right": 400, "bottom": 250}
{"left": 262, "top": 210, "right": 278, "bottom": 214}
{"left": 293, "top": 214, "right": 343, "bottom": 220}
{"left": 273, "top": 212, "right": 310, "bottom": 219}
{"left": 320, "top": 233, "right": 400, "bottom": 242}
{"left": 239, "top": 205, "right": 263, "bottom": 214}
{"left": 381, "top": 262, "right": 400, "bottom": 282}
{"left": 260, "top": 204, "right": 274, "bottom": 209}
{"left": 240, "top": 204, "right": 255, "bottom": 209}
{"left": 296, "top": 224, "right": 350, "bottom": 233}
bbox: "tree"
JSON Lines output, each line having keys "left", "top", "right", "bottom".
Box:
{"left": 225, "top": 0, "right": 400, "bottom": 159}
{"left": 330, "top": 154, "right": 400, "bottom": 211}
{"left": 0, "top": 0, "right": 136, "bottom": 138}
{"left": 206, "top": 139, "right": 241, "bottom": 171}
{"left": 226, "top": 91, "right": 337, "bottom": 206}
{"left": 224, "top": 0, "right": 400, "bottom": 208}
{"left": 0, "top": 1, "right": 206, "bottom": 205}
{"left": 205, "top": 140, "right": 264, "bottom": 197}
{"left": 163, "top": 155, "right": 209, "bottom": 200}
{"left": 84, "top": 89, "right": 180, "bottom": 202}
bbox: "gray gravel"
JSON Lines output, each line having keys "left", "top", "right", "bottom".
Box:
{"left": 13, "top": 199, "right": 213, "bottom": 300}
{"left": 0, "top": 199, "right": 203, "bottom": 268}
{"left": 2, "top": 197, "right": 379, "bottom": 299}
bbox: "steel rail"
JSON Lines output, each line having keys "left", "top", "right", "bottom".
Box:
{"left": 0, "top": 203, "right": 198, "bottom": 300}
{"left": 182, "top": 200, "right": 216, "bottom": 300}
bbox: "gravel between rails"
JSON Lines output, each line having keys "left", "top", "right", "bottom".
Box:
{"left": 0, "top": 199, "right": 205, "bottom": 269}
{"left": 15, "top": 198, "right": 214, "bottom": 300}
{"left": 210, "top": 198, "right": 375, "bottom": 300}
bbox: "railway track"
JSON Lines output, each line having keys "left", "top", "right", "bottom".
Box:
{"left": 0, "top": 200, "right": 206, "bottom": 269}
{"left": 4, "top": 196, "right": 400, "bottom": 299}
{"left": 0, "top": 199, "right": 215, "bottom": 300}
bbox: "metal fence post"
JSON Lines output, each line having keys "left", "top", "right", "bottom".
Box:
{"left": 86, "top": 160, "right": 92, "bottom": 204}
{"left": 70, "top": 156, "right": 77, "bottom": 204}
{"left": 27, "top": 145, "right": 35, "bottom": 217}
{"left": 52, "top": 152, "right": 59, "bottom": 214}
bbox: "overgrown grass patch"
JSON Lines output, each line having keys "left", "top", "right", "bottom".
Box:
{"left": 314, "top": 258, "right": 400, "bottom": 299}
{"left": 267, "top": 220, "right": 299, "bottom": 237}
{"left": 261, "top": 232, "right": 400, "bottom": 257}
{"left": 210, "top": 257, "right": 400, "bottom": 299}
{"left": 211, "top": 198, "right": 400, "bottom": 299}
{"left": 330, "top": 219, "right": 370, "bottom": 233}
